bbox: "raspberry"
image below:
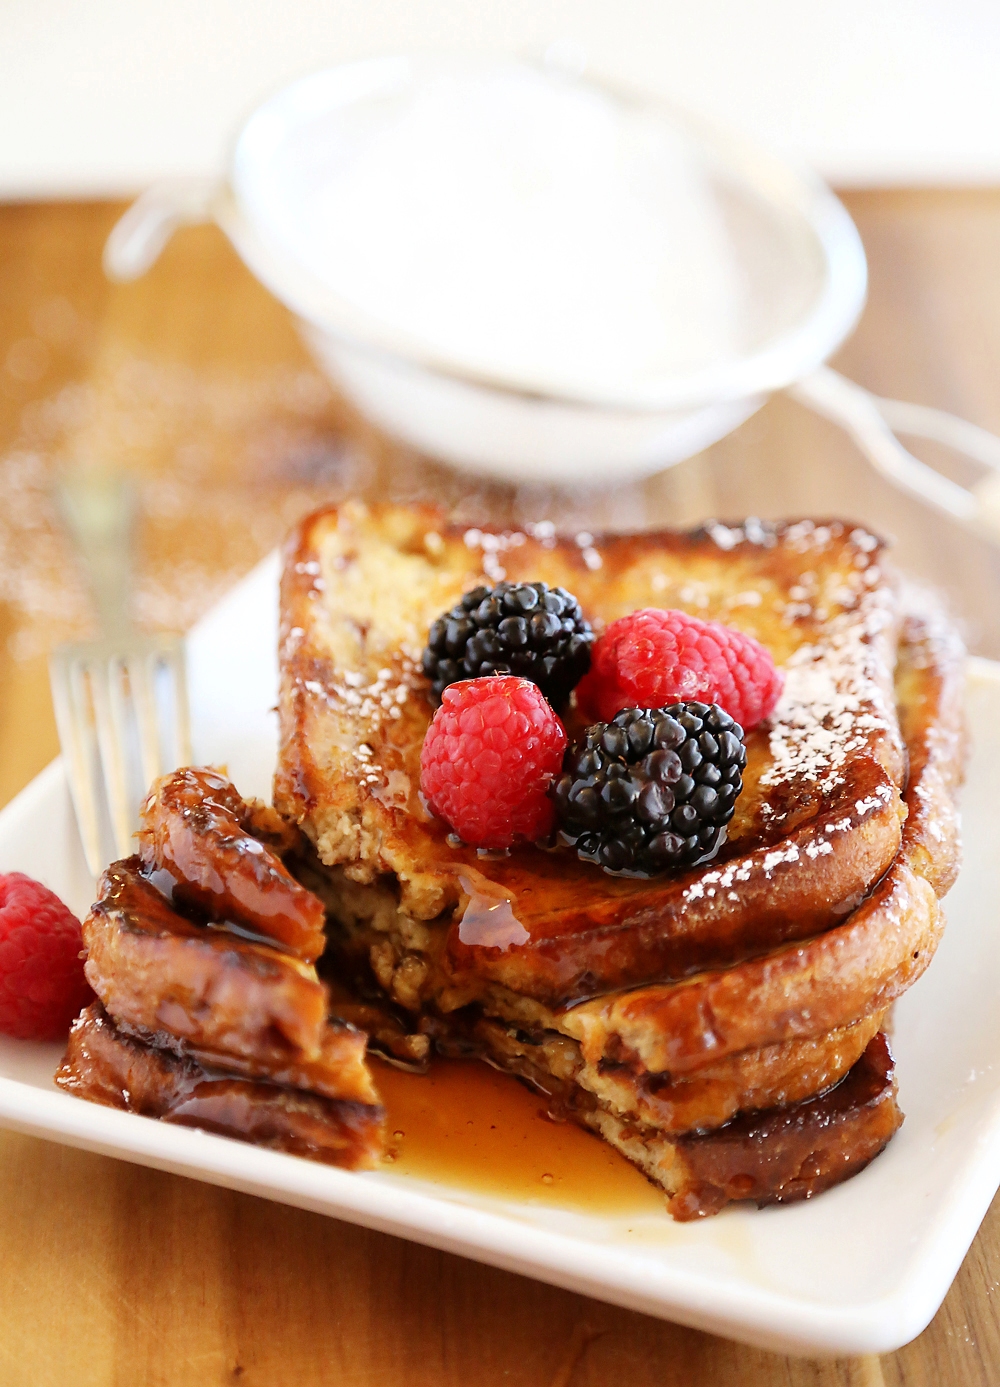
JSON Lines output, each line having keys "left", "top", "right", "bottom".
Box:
{"left": 575, "top": 608, "right": 782, "bottom": 730}
{"left": 420, "top": 677, "right": 567, "bottom": 848}
{"left": 0, "top": 873, "right": 93, "bottom": 1040}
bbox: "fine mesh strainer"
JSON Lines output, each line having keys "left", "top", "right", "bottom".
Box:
{"left": 104, "top": 53, "right": 1000, "bottom": 537}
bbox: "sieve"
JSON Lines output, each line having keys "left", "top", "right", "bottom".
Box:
{"left": 104, "top": 52, "right": 1000, "bottom": 537}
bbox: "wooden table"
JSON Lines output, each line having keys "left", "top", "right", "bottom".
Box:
{"left": 2, "top": 193, "right": 1000, "bottom": 1386}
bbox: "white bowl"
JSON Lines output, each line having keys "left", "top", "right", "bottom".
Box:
{"left": 108, "top": 55, "right": 868, "bottom": 484}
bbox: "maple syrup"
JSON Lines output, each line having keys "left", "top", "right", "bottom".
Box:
{"left": 372, "top": 1055, "right": 664, "bottom": 1214}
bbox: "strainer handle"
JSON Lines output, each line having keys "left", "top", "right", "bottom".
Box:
{"left": 103, "top": 179, "right": 219, "bottom": 282}
{"left": 790, "top": 367, "right": 1000, "bottom": 542}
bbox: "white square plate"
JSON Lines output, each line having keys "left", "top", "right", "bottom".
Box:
{"left": 1, "top": 553, "right": 998, "bottom": 1357}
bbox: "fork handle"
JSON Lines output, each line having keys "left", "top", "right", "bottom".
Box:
{"left": 56, "top": 474, "right": 136, "bottom": 638}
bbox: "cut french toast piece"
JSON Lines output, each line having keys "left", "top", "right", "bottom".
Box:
{"left": 425, "top": 1011, "right": 901, "bottom": 1218}
{"left": 111, "top": 1002, "right": 381, "bottom": 1106}
{"left": 137, "top": 765, "right": 327, "bottom": 963}
{"left": 57, "top": 1003, "right": 385, "bottom": 1169}
{"left": 64, "top": 769, "right": 388, "bottom": 1171}
{"left": 277, "top": 504, "right": 907, "bottom": 1005}
{"left": 83, "top": 858, "right": 329, "bottom": 1063}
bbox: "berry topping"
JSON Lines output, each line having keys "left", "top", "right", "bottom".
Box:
{"left": 551, "top": 702, "right": 747, "bottom": 874}
{"left": 575, "top": 608, "right": 782, "bottom": 730}
{"left": 0, "top": 873, "right": 92, "bottom": 1040}
{"left": 421, "top": 580, "right": 593, "bottom": 706}
{"left": 420, "top": 677, "right": 567, "bottom": 849}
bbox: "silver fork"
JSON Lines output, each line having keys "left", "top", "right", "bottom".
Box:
{"left": 49, "top": 473, "right": 192, "bottom": 877}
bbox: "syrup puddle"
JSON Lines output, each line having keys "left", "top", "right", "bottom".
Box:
{"left": 373, "top": 1056, "right": 663, "bottom": 1215}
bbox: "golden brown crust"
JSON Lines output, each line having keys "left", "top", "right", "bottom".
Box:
{"left": 115, "top": 1012, "right": 382, "bottom": 1108}
{"left": 895, "top": 612, "right": 966, "bottom": 896}
{"left": 83, "top": 859, "right": 329, "bottom": 1063}
{"left": 664, "top": 1030, "right": 902, "bottom": 1219}
{"left": 578, "top": 1011, "right": 885, "bottom": 1136}
{"left": 137, "top": 766, "right": 327, "bottom": 963}
{"left": 57, "top": 1004, "right": 385, "bottom": 1170}
{"left": 562, "top": 863, "right": 941, "bottom": 1075}
{"left": 561, "top": 614, "right": 963, "bottom": 1074}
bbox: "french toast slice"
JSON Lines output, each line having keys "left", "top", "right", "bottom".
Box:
{"left": 57, "top": 1003, "right": 384, "bottom": 1168}
{"left": 276, "top": 503, "right": 964, "bottom": 1215}
{"left": 276, "top": 502, "right": 909, "bottom": 1010}
{"left": 83, "top": 859, "right": 330, "bottom": 1063}
{"left": 607, "top": 1030, "right": 904, "bottom": 1220}
{"left": 136, "top": 766, "right": 327, "bottom": 963}
{"left": 59, "top": 770, "right": 386, "bottom": 1170}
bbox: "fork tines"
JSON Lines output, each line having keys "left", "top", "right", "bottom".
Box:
{"left": 49, "top": 634, "right": 192, "bottom": 878}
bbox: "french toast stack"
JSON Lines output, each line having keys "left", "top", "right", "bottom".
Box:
{"left": 56, "top": 768, "right": 385, "bottom": 1169}
{"left": 276, "top": 503, "right": 965, "bottom": 1218}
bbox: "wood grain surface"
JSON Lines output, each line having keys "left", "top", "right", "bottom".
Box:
{"left": 1, "top": 192, "right": 1000, "bottom": 1385}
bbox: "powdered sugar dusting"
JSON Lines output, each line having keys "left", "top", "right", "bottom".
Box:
{"left": 682, "top": 857, "right": 754, "bottom": 902}
{"left": 762, "top": 845, "right": 800, "bottom": 873}
{"left": 313, "top": 664, "right": 412, "bottom": 728}
{"left": 463, "top": 526, "right": 528, "bottom": 582}
{"left": 290, "top": 643, "right": 418, "bottom": 787}
{"left": 760, "top": 597, "right": 896, "bottom": 799}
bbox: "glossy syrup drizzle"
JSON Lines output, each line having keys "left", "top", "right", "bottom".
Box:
{"left": 372, "top": 1056, "right": 664, "bottom": 1214}
{"left": 456, "top": 870, "right": 528, "bottom": 950}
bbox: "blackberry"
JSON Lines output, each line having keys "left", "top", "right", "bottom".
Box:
{"left": 551, "top": 702, "right": 746, "bottom": 874}
{"left": 421, "top": 580, "right": 593, "bottom": 705}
